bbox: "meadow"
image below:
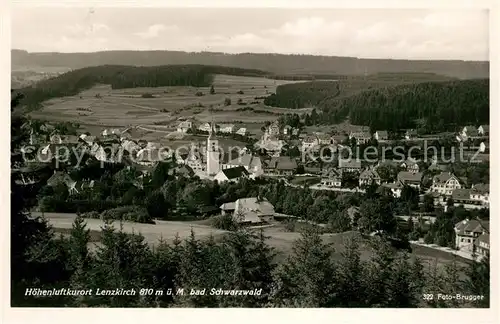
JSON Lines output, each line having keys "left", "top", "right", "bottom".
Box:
{"left": 29, "top": 74, "right": 310, "bottom": 141}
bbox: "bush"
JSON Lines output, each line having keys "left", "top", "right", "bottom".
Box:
{"left": 82, "top": 211, "right": 100, "bottom": 219}
{"left": 195, "top": 91, "right": 204, "bottom": 97}
{"left": 141, "top": 93, "right": 155, "bottom": 98}
{"left": 211, "top": 214, "right": 239, "bottom": 231}
{"left": 224, "top": 98, "right": 232, "bottom": 106}
{"left": 236, "top": 90, "right": 244, "bottom": 94}
{"left": 100, "top": 206, "right": 153, "bottom": 224}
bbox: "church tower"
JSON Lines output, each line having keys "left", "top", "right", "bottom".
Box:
{"left": 206, "top": 121, "right": 220, "bottom": 176}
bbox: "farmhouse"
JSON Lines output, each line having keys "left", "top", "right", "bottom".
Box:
{"left": 79, "top": 134, "right": 96, "bottom": 146}
{"left": 359, "top": 168, "right": 381, "bottom": 187}
{"left": 374, "top": 130, "right": 388, "bottom": 141}
{"left": 470, "top": 183, "right": 489, "bottom": 206}
{"left": 397, "top": 171, "right": 423, "bottom": 189}
{"left": 477, "top": 125, "right": 489, "bottom": 136}
{"left": 474, "top": 233, "right": 490, "bottom": 257}
{"left": 232, "top": 197, "right": 275, "bottom": 224}
{"left": 320, "top": 168, "right": 342, "bottom": 188}
{"left": 184, "top": 147, "right": 206, "bottom": 173}
{"left": 454, "top": 219, "right": 489, "bottom": 253}
{"left": 431, "top": 172, "right": 462, "bottom": 196}
{"left": 214, "top": 166, "right": 249, "bottom": 183}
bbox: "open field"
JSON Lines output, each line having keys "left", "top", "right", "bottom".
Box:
{"left": 29, "top": 75, "right": 310, "bottom": 139}
{"left": 40, "top": 212, "right": 469, "bottom": 270}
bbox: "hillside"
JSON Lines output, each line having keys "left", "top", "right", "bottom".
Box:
{"left": 263, "top": 73, "right": 458, "bottom": 109}
{"left": 12, "top": 49, "right": 489, "bottom": 79}
{"left": 317, "top": 79, "right": 489, "bottom": 131}
{"left": 13, "top": 64, "right": 269, "bottom": 111}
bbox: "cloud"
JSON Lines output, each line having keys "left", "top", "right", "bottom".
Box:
{"left": 134, "top": 24, "right": 178, "bottom": 39}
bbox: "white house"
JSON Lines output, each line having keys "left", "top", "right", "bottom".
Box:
{"left": 374, "top": 130, "right": 388, "bottom": 141}
{"left": 349, "top": 131, "right": 371, "bottom": 145}
{"left": 381, "top": 181, "right": 404, "bottom": 198}
{"left": 431, "top": 172, "right": 462, "bottom": 196}
{"left": 359, "top": 168, "right": 381, "bottom": 187}
{"left": 267, "top": 121, "right": 280, "bottom": 136}
{"left": 301, "top": 135, "right": 320, "bottom": 152}
{"left": 454, "top": 219, "right": 489, "bottom": 252}
{"left": 320, "top": 168, "right": 342, "bottom": 188}
{"left": 461, "top": 125, "right": 479, "bottom": 138}
{"left": 198, "top": 122, "right": 211, "bottom": 132}
{"left": 470, "top": 183, "right": 489, "bottom": 206}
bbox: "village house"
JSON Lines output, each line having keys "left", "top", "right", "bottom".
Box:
{"left": 380, "top": 180, "right": 404, "bottom": 198}
{"left": 177, "top": 121, "right": 193, "bottom": 133}
{"left": 474, "top": 233, "right": 490, "bottom": 257}
{"left": 291, "top": 128, "right": 300, "bottom": 137}
{"left": 374, "top": 130, "right": 389, "bottom": 141}
{"left": 223, "top": 153, "right": 263, "bottom": 177}
{"left": 214, "top": 166, "right": 249, "bottom": 183}
{"left": 232, "top": 197, "right": 275, "bottom": 224}
{"left": 79, "top": 134, "right": 96, "bottom": 146}
{"left": 338, "top": 159, "right": 362, "bottom": 173}
{"left": 450, "top": 189, "right": 483, "bottom": 210}
{"left": 349, "top": 131, "right": 371, "bottom": 145}
{"left": 46, "top": 171, "right": 94, "bottom": 195}
{"left": 454, "top": 219, "right": 489, "bottom": 254}
{"left": 136, "top": 148, "right": 171, "bottom": 166}
{"left": 236, "top": 127, "right": 248, "bottom": 136}
{"left": 320, "top": 168, "right": 342, "bottom": 188}
{"left": 267, "top": 121, "right": 280, "bottom": 137}
{"left": 397, "top": 171, "right": 423, "bottom": 189}
{"left": 316, "top": 133, "right": 333, "bottom": 145}
{"left": 301, "top": 135, "right": 320, "bottom": 152}
{"left": 121, "top": 139, "right": 141, "bottom": 157}
{"left": 264, "top": 156, "right": 297, "bottom": 176}
{"left": 470, "top": 183, "right": 489, "bottom": 206}
{"left": 477, "top": 125, "right": 489, "bottom": 136}
{"left": 219, "top": 124, "right": 235, "bottom": 134}
{"left": 331, "top": 134, "right": 348, "bottom": 145}
{"left": 50, "top": 134, "right": 80, "bottom": 145}
{"left": 461, "top": 125, "right": 479, "bottom": 139}
{"left": 404, "top": 129, "right": 417, "bottom": 140}
{"left": 400, "top": 159, "right": 420, "bottom": 173}
{"left": 283, "top": 125, "right": 292, "bottom": 135}
{"left": 198, "top": 122, "right": 211, "bottom": 132}
{"left": 359, "top": 168, "right": 381, "bottom": 187}
{"left": 184, "top": 146, "right": 206, "bottom": 173}
{"left": 431, "top": 172, "right": 462, "bottom": 196}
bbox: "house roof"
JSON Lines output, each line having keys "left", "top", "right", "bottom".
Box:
{"left": 227, "top": 153, "right": 258, "bottom": 168}
{"left": 428, "top": 163, "right": 448, "bottom": 172}
{"left": 220, "top": 166, "right": 249, "bottom": 180}
{"left": 472, "top": 183, "right": 489, "bottom": 195}
{"left": 137, "top": 148, "right": 170, "bottom": 162}
{"left": 220, "top": 202, "right": 236, "bottom": 210}
{"left": 339, "top": 159, "right": 362, "bottom": 169}
{"left": 452, "top": 188, "right": 472, "bottom": 201}
{"left": 479, "top": 125, "right": 489, "bottom": 133}
{"left": 47, "top": 171, "right": 75, "bottom": 187}
{"left": 474, "top": 233, "right": 490, "bottom": 247}
{"left": 455, "top": 219, "right": 489, "bottom": 235}
{"left": 234, "top": 197, "right": 275, "bottom": 223}
{"left": 398, "top": 171, "right": 423, "bottom": 182}
{"left": 376, "top": 130, "right": 388, "bottom": 138}
{"left": 433, "top": 172, "right": 459, "bottom": 184}
{"left": 350, "top": 131, "right": 371, "bottom": 138}
{"left": 322, "top": 168, "right": 342, "bottom": 179}
{"left": 382, "top": 180, "right": 404, "bottom": 189}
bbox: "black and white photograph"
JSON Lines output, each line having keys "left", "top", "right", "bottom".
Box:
{"left": 6, "top": 1, "right": 496, "bottom": 316}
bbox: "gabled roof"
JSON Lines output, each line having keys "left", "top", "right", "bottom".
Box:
{"left": 376, "top": 130, "right": 388, "bottom": 138}
{"left": 220, "top": 202, "right": 236, "bottom": 210}
{"left": 220, "top": 166, "right": 249, "bottom": 180}
{"left": 433, "top": 172, "right": 459, "bottom": 184}
{"left": 350, "top": 131, "right": 371, "bottom": 138}
{"left": 479, "top": 125, "right": 489, "bottom": 133}
{"left": 382, "top": 180, "right": 404, "bottom": 190}
{"left": 321, "top": 168, "right": 342, "bottom": 179}
{"left": 474, "top": 233, "right": 490, "bottom": 247}
{"left": 234, "top": 197, "right": 275, "bottom": 223}
{"left": 47, "top": 171, "right": 75, "bottom": 187}
{"left": 471, "top": 183, "right": 489, "bottom": 195}
{"left": 455, "top": 219, "right": 489, "bottom": 235}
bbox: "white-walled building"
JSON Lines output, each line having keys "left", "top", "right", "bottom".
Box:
{"left": 206, "top": 122, "right": 220, "bottom": 176}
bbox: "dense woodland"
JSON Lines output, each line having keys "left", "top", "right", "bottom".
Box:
{"left": 13, "top": 64, "right": 268, "bottom": 111}
{"left": 12, "top": 49, "right": 489, "bottom": 79}
{"left": 266, "top": 79, "right": 489, "bottom": 131}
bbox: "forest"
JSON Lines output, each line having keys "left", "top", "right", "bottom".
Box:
{"left": 266, "top": 79, "right": 489, "bottom": 131}
{"left": 13, "top": 64, "right": 268, "bottom": 111}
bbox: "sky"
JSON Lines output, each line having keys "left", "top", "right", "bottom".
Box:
{"left": 11, "top": 7, "right": 489, "bottom": 60}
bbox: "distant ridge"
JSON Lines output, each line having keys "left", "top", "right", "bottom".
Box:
{"left": 12, "top": 49, "right": 489, "bottom": 79}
